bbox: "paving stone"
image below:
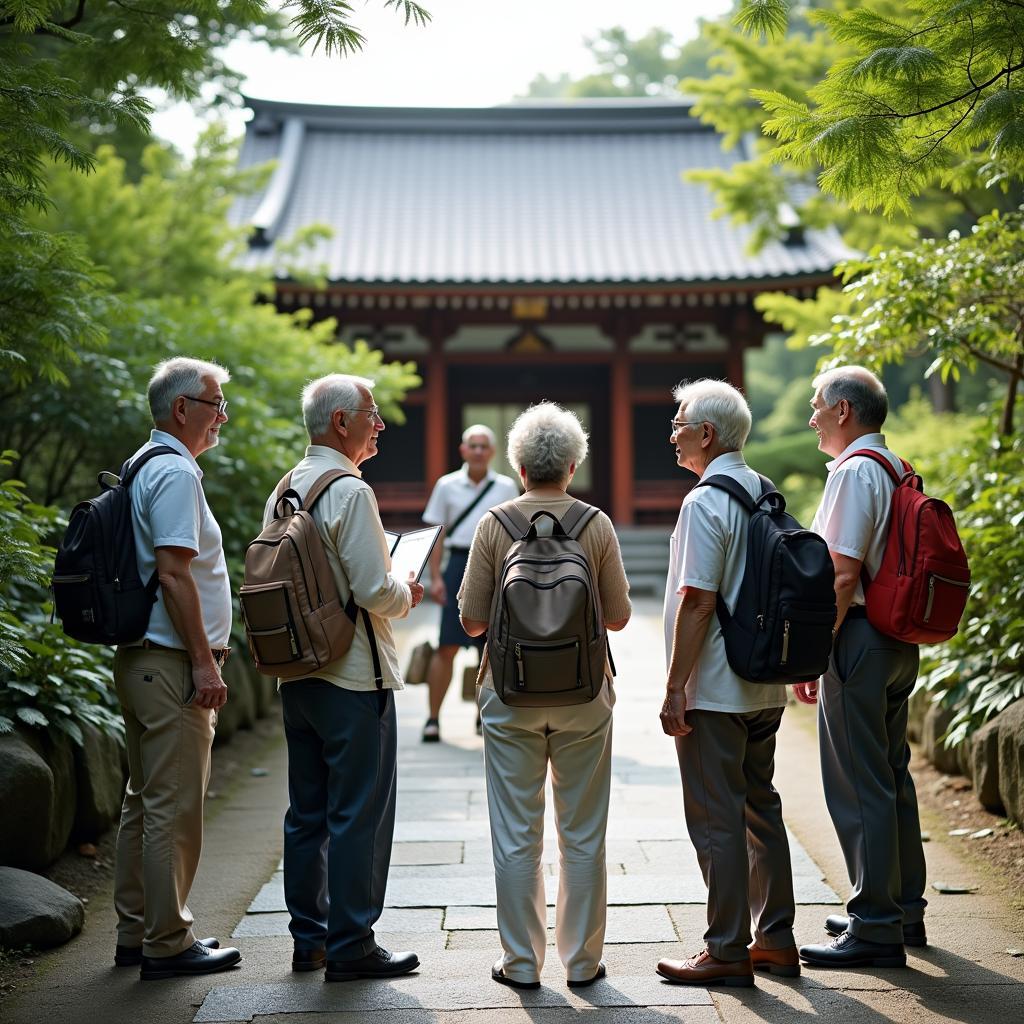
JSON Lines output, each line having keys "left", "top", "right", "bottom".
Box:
{"left": 444, "top": 904, "right": 676, "bottom": 943}
{"left": 233, "top": 908, "right": 444, "bottom": 937}
{"left": 391, "top": 842, "right": 464, "bottom": 866}
{"left": 395, "top": 817, "right": 689, "bottom": 843}
{"left": 193, "top": 971, "right": 711, "bottom": 1021}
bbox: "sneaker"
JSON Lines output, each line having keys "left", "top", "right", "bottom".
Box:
{"left": 422, "top": 718, "right": 440, "bottom": 743}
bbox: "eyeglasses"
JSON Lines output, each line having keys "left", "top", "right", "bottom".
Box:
{"left": 670, "top": 419, "right": 702, "bottom": 434}
{"left": 343, "top": 405, "right": 382, "bottom": 421}
{"left": 185, "top": 395, "right": 228, "bottom": 416}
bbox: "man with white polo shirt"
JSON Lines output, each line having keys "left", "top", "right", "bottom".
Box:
{"left": 113, "top": 356, "right": 241, "bottom": 980}
{"left": 656, "top": 379, "right": 798, "bottom": 988}
{"left": 420, "top": 424, "right": 518, "bottom": 743}
{"left": 797, "top": 366, "right": 926, "bottom": 970}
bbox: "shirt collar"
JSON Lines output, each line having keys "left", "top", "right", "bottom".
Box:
{"left": 305, "top": 444, "right": 362, "bottom": 478}
{"left": 150, "top": 429, "right": 202, "bottom": 478}
{"left": 459, "top": 464, "right": 494, "bottom": 486}
{"left": 702, "top": 450, "right": 748, "bottom": 477}
{"left": 826, "top": 433, "right": 888, "bottom": 472}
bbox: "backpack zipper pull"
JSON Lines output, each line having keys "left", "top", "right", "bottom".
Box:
{"left": 781, "top": 620, "right": 790, "bottom": 664}
{"left": 924, "top": 576, "right": 935, "bottom": 621}
{"left": 515, "top": 643, "right": 524, "bottom": 686}
{"left": 757, "top": 613, "right": 765, "bottom": 631}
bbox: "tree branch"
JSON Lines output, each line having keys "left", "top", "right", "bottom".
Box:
{"left": 962, "top": 342, "right": 1024, "bottom": 377}
{"left": 57, "top": 0, "right": 87, "bottom": 29}
{"left": 867, "top": 60, "right": 1024, "bottom": 121}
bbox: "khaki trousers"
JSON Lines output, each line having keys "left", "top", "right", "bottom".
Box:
{"left": 479, "top": 683, "right": 614, "bottom": 984}
{"left": 113, "top": 647, "right": 215, "bottom": 958}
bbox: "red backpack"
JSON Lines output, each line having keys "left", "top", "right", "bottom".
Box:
{"left": 841, "top": 450, "right": 970, "bottom": 644}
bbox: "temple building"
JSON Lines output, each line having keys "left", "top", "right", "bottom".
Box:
{"left": 233, "top": 96, "right": 848, "bottom": 528}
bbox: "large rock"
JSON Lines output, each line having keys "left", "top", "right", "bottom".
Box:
{"left": 921, "top": 703, "right": 961, "bottom": 776}
{"left": 997, "top": 699, "right": 1024, "bottom": 827}
{"left": 970, "top": 717, "right": 1004, "bottom": 813}
{"left": 0, "top": 867, "right": 84, "bottom": 949}
{"left": 0, "top": 731, "right": 76, "bottom": 870}
{"left": 73, "top": 723, "right": 127, "bottom": 841}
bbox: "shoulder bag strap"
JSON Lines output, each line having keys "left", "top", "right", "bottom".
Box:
{"left": 696, "top": 474, "right": 759, "bottom": 514}
{"left": 448, "top": 478, "right": 496, "bottom": 535}
{"left": 119, "top": 445, "right": 181, "bottom": 488}
{"left": 839, "top": 448, "right": 908, "bottom": 486}
{"left": 303, "top": 470, "right": 356, "bottom": 511}
{"left": 559, "top": 500, "right": 599, "bottom": 540}
{"left": 490, "top": 501, "right": 532, "bottom": 540}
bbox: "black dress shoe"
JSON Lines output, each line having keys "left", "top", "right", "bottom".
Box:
{"left": 292, "top": 946, "right": 327, "bottom": 972}
{"left": 567, "top": 962, "right": 606, "bottom": 988}
{"left": 800, "top": 931, "right": 906, "bottom": 968}
{"left": 140, "top": 941, "right": 241, "bottom": 980}
{"left": 491, "top": 959, "right": 540, "bottom": 990}
{"left": 325, "top": 946, "right": 419, "bottom": 982}
{"left": 824, "top": 914, "right": 927, "bottom": 947}
{"left": 115, "top": 936, "right": 219, "bottom": 967}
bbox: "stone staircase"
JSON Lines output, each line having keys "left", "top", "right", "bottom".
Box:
{"left": 616, "top": 527, "right": 670, "bottom": 598}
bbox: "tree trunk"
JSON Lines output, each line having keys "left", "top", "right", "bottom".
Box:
{"left": 928, "top": 373, "right": 957, "bottom": 413}
{"left": 999, "top": 353, "right": 1023, "bottom": 436}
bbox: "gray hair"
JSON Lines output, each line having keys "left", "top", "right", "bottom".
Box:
{"left": 462, "top": 423, "right": 496, "bottom": 446}
{"left": 302, "top": 373, "right": 376, "bottom": 440}
{"left": 672, "top": 379, "right": 752, "bottom": 450}
{"left": 148, "top": 357, "right": 230, "bottom": 424}
{"left": 813, "top": 366, "right": 888, "bottom": 429}
{"left": 507, "top": 402, "right": 589, "bottom": 484}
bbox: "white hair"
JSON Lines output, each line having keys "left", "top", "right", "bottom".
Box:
{"left": 302, "top": 373, "right": 376, "bottom": 440}
{"left": 507, "top": 402, "right": 588, "bottom": 484}
{"left": 812, "top": 365, "right": 888, "bottom": 428}
{"left": 672, "top": 379, "right": 752, "bottom": 450}
{"left": 461, "top": 423, "right": 496, "bottom": 446}
{"left": 148, "top": 357, "right": 230, "bottom": 424}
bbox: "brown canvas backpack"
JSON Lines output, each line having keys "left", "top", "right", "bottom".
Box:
{"left": 486, "top": 500, "right": 611, "bottom": 707}
{"left": 240, "top": 470, "right": 381, "bottom": 684}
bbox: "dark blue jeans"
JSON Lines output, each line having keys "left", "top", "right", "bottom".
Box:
{"left": 280, "top": 680, "right": 397, "bottom": 960}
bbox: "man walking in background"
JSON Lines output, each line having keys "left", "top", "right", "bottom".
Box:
{"left": 798, "top": 366, "right": 927, "bottom": 969}
{"left": 114, "top": 356, "right": 241, "bottom": 980}
{"left": 420, "top": 424, "right": 518, "bottom": 742}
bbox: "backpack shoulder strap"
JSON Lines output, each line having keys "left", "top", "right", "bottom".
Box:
{"left": 120, "top": 445, "right": 181, "bottom": 488}
{"left": 559, "top": 500, "right": 599, "bottom": 540}
{"left": 275, "top": 471, "right": 294, "bottom": 502}
{"left": 696, "top": 474, "right": 758, "bottom": 514}
{"left": 304, "top": 470, "right": 356, "bottom": 512}
{"left": 490, "top": 500, "right": 532, "bottom": 540}
{"left": 840, "top": 448, "right": 908, "bottom": 486}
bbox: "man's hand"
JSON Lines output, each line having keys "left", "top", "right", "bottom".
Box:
{"left": 792, "top": 679, "right": 819, "bottom": 705}
{"left": 430, "top": 577, "right": 447, "bottom": 605}
{"left": 408, "top": 574, "right": 425, "bottom": 608}
{"left": 660, "top": 689, "right": 692, "bottom": 737}
{"left": 192, "top": 663, "right": 227, "bottom": 710}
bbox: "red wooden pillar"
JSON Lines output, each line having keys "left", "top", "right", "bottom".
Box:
{"left": 425, "top": 327, "right": 448, "bottom": 487}
{"left": 610, "top": 333, "right": 634, "bottom": 526}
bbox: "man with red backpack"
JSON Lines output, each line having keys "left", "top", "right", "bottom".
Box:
{"left": 798, "top": 366, "right": 933, "bottom": 969}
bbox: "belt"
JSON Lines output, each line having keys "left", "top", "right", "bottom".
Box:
{"left": 135, "top": 639, "right": 231, "bottom": 666}
{"left": 844, "top": 606, "right": 868, "bottom": 620}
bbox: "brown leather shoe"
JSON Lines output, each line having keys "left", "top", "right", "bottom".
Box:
{"left": 750, "top": 944, "right": 801, "bottom": 977}
{"left": 656, "top": 949, "right": 754, "bottom": 988}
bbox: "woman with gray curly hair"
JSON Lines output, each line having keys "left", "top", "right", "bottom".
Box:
{"left": 457, "top": 402, "right": 631, "bottom": 991}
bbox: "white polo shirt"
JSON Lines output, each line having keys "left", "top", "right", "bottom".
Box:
{"left": 126, "top": 430, "right": 232, "bottom": 650}
{"left": 811, "top": 433, "right": 904, "bottom": 605}
{"left": 422, "top": 466, "right": 520, "bottom": 550}
{"left": 663, "top": 451, "right": 787, "bottom": 714}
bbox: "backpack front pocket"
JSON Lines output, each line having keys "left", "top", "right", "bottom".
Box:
{"left": 776, "top": 601, "right": 836, "bottom": 678}
{"left": 240, "top": 581, "right": 303, "bottom": 665}
{"left": 512, "top": 637, "right": 581, "bottom": 693}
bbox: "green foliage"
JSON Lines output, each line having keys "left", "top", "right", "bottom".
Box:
{"left": 919, "top": 414, "right": 1024, "bottom": 746}
{"left": 0, "top": 453, "right": 121, "bottom": 744}
{"left": 805, "top": 208, "right": 1024, "bottom": 434}
{"left": 522, "top": 25, "right": 717, "bottom": 99}
{"left": 735, "top": 0, "right": 1024, "bottom": 213}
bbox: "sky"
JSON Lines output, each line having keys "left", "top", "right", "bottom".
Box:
{"left": 151, "top": 0, "right": 734, "bottom": 153}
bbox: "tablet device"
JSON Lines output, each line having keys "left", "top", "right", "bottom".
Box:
{"left": 384, "top": 525, "right": 443, "bottom": 584}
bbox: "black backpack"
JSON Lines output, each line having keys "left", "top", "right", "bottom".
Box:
{"left": 487, "top": 501, "right": 610, "bottom": 707}
{"left": 695, "top": 473, "right": 836, "bottom": 683}
{"left": 52, "top": 446, "right": 182, "bottom": 645}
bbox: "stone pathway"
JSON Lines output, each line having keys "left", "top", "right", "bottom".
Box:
{"left": 193, "top": 603, "right": 838, "bottom": 1022}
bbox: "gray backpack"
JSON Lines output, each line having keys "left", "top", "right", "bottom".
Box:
{"left": 486, "top": 500, "right": 610, "bottom": 707}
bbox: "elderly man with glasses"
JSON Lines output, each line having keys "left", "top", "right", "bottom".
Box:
{"left": 113, "top": 356, "right": 241, "bottom": 980}
{"left": 262, "top": 373, "right": 424, "bottom": 983}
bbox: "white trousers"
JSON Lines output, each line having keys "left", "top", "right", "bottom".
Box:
{"left": 479, "top": 682, "right": 614, "bottom": 983}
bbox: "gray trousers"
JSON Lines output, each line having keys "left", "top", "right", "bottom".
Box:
{"left": 280, "top": 680, "right": 397, "bottom": 961}
{"left": 676, "top": 706, "right": 795, "bottom": 962}
{"left": 819, "top": 616, "right": 927, "bottom": 944}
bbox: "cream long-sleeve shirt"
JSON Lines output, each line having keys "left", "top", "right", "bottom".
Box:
{"left": 261, "top": 445, "right": 412, "bottom": 691}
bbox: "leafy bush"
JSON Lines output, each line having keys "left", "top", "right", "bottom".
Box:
{"left": 0, "top": 454, "right": 122, "bottom": 746}
{"left": 920, "top": 410, "right": 1024, "bottom": 746}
